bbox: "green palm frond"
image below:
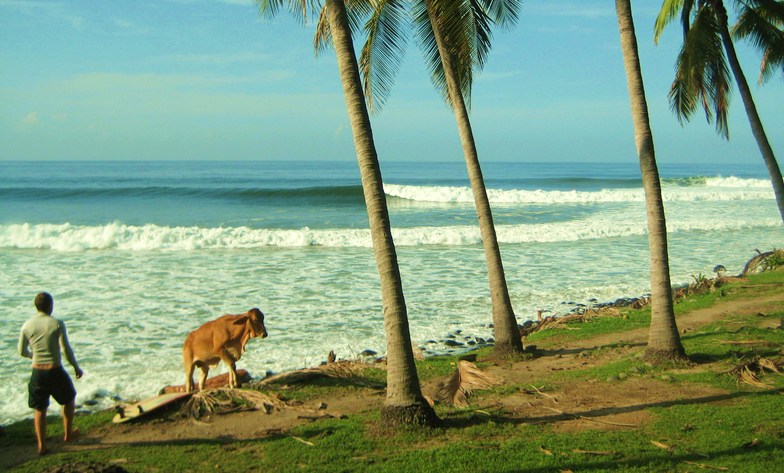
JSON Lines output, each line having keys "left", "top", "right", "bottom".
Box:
{"left": 359, "top": 0, "right": 410, "bottom": 112}
{"left": 669, "top": 4, "right": 731, "bottom": 138}
{"left": 256, "top": 0, "right": 322, "bottom": 24}
{"left": 479, "top": 0, "right": 521, "bottom": 29}
{"left": 733, "top": 0, "right": 784, "bottom": 83}
{"left": 655, "top": 0, "right": 688, "bottom": 43}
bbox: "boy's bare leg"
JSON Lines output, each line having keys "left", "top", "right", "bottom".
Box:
{"left": 62, "top": 400, "right": 78, "bottom": 442}
{"left": 34, "top": 409, "right": 47, "bottom": 454}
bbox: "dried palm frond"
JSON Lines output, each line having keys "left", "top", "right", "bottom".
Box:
{"left": 182, "top": 388, "right": 284, "bottom": 419}
{"left": 726, "top": 356, "right": 784, "bottom": 389}
{"left": 436, "top": 360, "right": 502, "bottom": 407}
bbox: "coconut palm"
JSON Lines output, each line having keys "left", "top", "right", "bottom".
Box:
{"left": 256, "top": 0, "right": 437, "bottom": 427}
{"left": 733, "top": 0, "right": 784, "bottom": 84}
{"left": 655, "top": 0, "right": 784, "bottom": 223}
{"left": 360, "top": 0, "right": 525, "bottom": 356}
{"left": 615, "top": 0, "right": 687, "bottom": 363}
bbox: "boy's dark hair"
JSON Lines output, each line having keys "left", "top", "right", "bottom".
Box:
{"left": 35, "top": 292, "right": 53, "bottom": 314}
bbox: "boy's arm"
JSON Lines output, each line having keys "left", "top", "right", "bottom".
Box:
{"left": 59, "top": 321, "right": 82, "bottom": 377}
{"left": 18, "top": 329, "right": 32, "bottom": 359}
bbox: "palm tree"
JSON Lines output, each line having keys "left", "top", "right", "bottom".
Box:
{"left": 732, "top": 0, "right": 784, "bottom": 84}
{"left": 655, "top": 0, "right": 784, "bottom": 223}
{"left": 256, "top": 0, "right": 437, "bottom": 427}
{"left": 615, "top": 0, "right": 687, "bottom": 363}
{"left": 361, "top": 0, "right": 525, "bottom": 356}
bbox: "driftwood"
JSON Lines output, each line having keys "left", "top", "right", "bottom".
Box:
{"left": 161, "top": 370, "right": 252, "bottom": 394}
{"left": 254, "top": 360, "right": 382, "bottom": 389}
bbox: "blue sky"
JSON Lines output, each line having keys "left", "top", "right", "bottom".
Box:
{"left": 1, "top": 0, "right": 782, "bottom": 164}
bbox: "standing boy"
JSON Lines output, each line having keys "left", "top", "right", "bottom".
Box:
{"left": 18, "top": 292, "right": 83, "bottom": 455}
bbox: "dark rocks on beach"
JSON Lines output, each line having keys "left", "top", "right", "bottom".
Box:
{"left": 475, "top": 338, "right": 486, "bottom": 344}
{"left": 359, "top": 349, "right": 378, "bottom": 357}
{"left": 444, "top": 339, "right": 465, "bottom": 348}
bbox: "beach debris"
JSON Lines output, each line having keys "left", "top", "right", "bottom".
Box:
{"left": 572, "top": 449, "right": 616, "bottom": 456}
{"left": 682, "top": 460, "right": 729, "bottom": 471}
{"left": 726, "top": 356, "right": 783, "bottom": 388}
{"left": 182, "top": 388, "right": 283, "bottom": 419}
{"left": 253, "top": 360, "right": 384, "bottom": 389}
{"left": 291, "top": 435, "right": 315, "bottom": 447}
{"left": 741, "top": 248, "right": 784, "bottom": 276}
{"left": 161, "top": 370, "right": 252, "bottom": 394}
{"left": 650, "top": 440, "right": 675, "bottom": 453}
{"left": 436, "top": 360, "right": 502, "bottom": 407}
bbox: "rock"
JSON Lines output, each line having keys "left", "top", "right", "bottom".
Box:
{"left": 444, "top": 340, "right": 465, "bottom": 347}
{"left": 360, "top": 349, "right": 378, "bottom": 357}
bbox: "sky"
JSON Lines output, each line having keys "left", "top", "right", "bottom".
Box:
{"left": 1, "top": 0, "right": 782, "bottom": 164}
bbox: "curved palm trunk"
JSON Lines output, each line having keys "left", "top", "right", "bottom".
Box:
{"left": 714, "top": 0, "right": 784, "bottom": 223}
{"left": 425, "top": 0, "right": 523, "bottom": 356}
{"left": 616, "top": 0, "right": 686, "bottom": 362}
{"left": 325, "top": 0, "right": 437, "bottom": 427}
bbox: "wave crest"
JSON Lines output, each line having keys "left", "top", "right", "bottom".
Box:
{"left": 1, "top": 218, "right": 778, "bottom": 251}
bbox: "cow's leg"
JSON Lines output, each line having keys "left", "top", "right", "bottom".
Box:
{"left": 184, "top": 348, "right": 195, "bottom": 392}
{"left": 185, "top": 363, "right": 196, "bottom": 392}
{"left": 199, "top": 365, "right": 209, "bottom": 392}
{"left": 220, "top": 351, "right": 238, "bottom": 389}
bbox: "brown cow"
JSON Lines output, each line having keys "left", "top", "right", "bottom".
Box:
{"left": 183, "top": 308, "right": 268, "bottom": 392}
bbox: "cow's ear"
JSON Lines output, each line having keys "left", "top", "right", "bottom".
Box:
{"left": 233, "top": 316, "right": 249, "bottom": 325}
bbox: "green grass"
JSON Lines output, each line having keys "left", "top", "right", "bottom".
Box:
{"left": 4, "top": 269, "right": 783, "bottom": 472}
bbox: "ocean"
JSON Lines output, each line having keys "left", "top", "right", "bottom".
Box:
{"left": 1, "top": 159, "right": 780, "bottom": 425}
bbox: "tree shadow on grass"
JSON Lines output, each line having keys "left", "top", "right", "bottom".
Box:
{"left": 441, "top": 388, "right": 784, "bottom": 429}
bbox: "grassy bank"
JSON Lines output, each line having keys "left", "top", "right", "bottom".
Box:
{"left": 3, "top": 269, "right": 783, "bottom": 472}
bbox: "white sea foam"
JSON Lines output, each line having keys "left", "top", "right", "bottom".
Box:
{"left": 703, "top": 176, "right": 772, "bottom": 188}
{"left": 384, "top": 182, "right": 774, "bottom": 205}
{"left": 1, "top": 211, "right": 779, "bottom": 252}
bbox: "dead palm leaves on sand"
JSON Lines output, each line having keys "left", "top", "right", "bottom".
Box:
{"left": 183, "top": 388, "right": 284, "bottom": 419}
{"left": 726, "top": 356, "right": 784, "bottom": 389}
{"left": 436, "top": 360, "right": 502, "bottom": 407}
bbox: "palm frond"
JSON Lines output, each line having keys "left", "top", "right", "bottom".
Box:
{"left": 655, "top": 0, "right": 689, "bottom": 43}
{"left": 255, "top": 0, "right": 322, "bottom": 24}
{"left": 413, "top": 0, "right": 449, "bottom": 104}
{"left": 733, "top": 0, "right": 784, "bottom": 83}
{"left": 668, "top": 4, "right": 731, "bottom": 138}
{"left": 359, "top": 0, "right": 410, "bottom": 113}
{"left": 314, "top": 6, "right": 332, "bottom": 56}
{"left": 477, "top": 0, "right": 521, "bottom": 29}
{"left": 436, "top": 360, "right": 502, "bottom": 407}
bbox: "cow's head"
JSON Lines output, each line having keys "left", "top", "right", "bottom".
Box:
{"left": 245, "top": 307, "right": 267, "bottom": 339}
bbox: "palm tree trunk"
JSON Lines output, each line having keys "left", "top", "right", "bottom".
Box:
{"left": 325, "top": 0, "right": 437, "bottom": 427}
{"left": 714, "top": 0, "right": 784, "bottom": 223}
{"left": 615, "top": 0, "right": 686, "bottom": 362}
{"left": 424, "top": 0, "right": 523, "bottom": 356}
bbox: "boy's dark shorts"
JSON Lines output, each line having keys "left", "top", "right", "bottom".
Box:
{"left": 28, "top": 366, "right": 76, "bottom": 410}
